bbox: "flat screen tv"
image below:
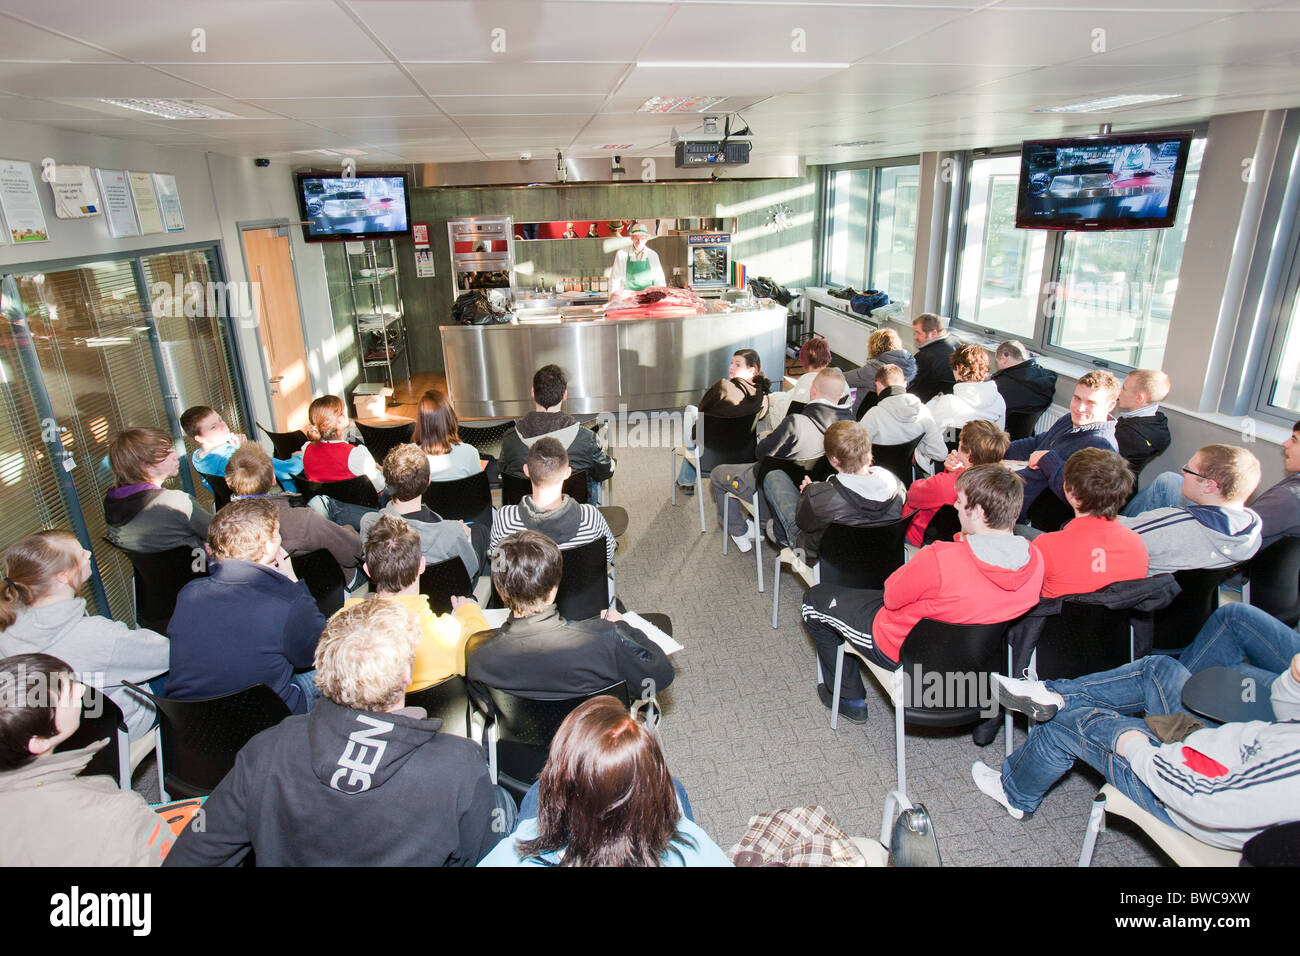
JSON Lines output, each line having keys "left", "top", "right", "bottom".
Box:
{"left": 295, "top": 171, "right": 411, "bottom": 242}
{"left": 1016, "top": 131, "right": 1193, "bottom": 230}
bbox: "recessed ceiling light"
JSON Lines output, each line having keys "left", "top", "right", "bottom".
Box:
{"left": 835, "top": 140, "right": 884, "bottom": 148}
{"left": 1035, "top": 93, "right": 1181, "bottom": 114}
{"left": 597, "top": 144, "right": 632, "bottom": 149}
{"left": 638, "top": 96, "right": 726, "bottom": 113}
{"left": 98, "top": 98, "right": 241, "bottom": 120}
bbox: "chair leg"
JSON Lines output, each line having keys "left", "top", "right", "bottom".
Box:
{"left": 753, "top": 492, "right": 764, "bottom": 593}
{"left": 771, "top": 551, "right": 782, "bottom": 629}
{"left": 880, "top": 789, "right": 914, "bottom": 849}
{"left": 722, "top": 495, "right": 730, "bottom": 555}
{"left": 1078, "top": 792, "right": 1107, "bottom": 867}
{"left": 830, "top": 642, "right": 845, "bottom": 731}
{"left": 487, "top": 725, "right": 499, "bottom": 786}
{"left": 116, "top": 727, "right": 130, "bottom": 790}
{"left": 154, "top": 734, "right": 169, "bottom": 805}
{"left": 670, "top": 449, "right": 677, "bottom": 505}
{"left": 894, "top": 671, "right": 906, "bottom": 797}
{"left": 696, "top": 463, "right": 706, "bottom": 534}
{"left": 1005, "top": 644, "right": 1014, "bottom": 761}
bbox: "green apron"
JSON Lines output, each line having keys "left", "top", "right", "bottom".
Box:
{"left": 625, "top": 254, "right": 653, "bottom": 291}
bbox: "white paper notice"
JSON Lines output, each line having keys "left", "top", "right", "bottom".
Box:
{"left": 153, "top": 173, "right": 184, "bottom": 231}
{"left": 49, "top": 164, "right": 102, "bottom": 219}
{"left": 128, "top": 171, "right": 164, "bottom": 234}
{"left": 622, "top": 611, "right": 683, "bottom": 655}
{"left": 95, "top": 168, "right": 140, "bottom": 238}
{"left": 0, "top": 159, "right": 50, "bottom": 243}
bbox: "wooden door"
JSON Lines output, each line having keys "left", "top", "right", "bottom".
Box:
{"left": 242, "top": 226, "right": 312, "bottom": 430}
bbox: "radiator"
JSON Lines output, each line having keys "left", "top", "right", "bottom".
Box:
{"left": 1035, "top": 403, "right": 1069, "bottom": 434}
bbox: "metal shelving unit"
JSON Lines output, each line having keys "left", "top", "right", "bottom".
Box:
{"left": 345, "top": 239, "right": 410, "bottom": 387}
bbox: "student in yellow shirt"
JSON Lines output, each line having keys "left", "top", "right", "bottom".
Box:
{"left": 343, "top": 514, "right": 488, "bottom": 691}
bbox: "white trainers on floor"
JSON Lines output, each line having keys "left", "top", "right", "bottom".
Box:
{"left": 972, "top": 761, "right": 1024, "bottom": 820}
{"left": 730, "top": 519, "right": 757, "bottom": 553}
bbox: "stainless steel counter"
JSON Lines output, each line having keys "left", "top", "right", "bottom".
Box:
{"left": 441, "top": 306, "right": 787, "bottom": 417}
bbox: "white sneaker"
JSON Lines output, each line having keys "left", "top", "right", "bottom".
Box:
{"left": 729, "top": 519, "right": 757, "bottom": 553}
{"left": 972, "top": 761, "right": 1024, "bottom": 820}
{"left": 992, "top": 674, "right": 1064, "bottom": 721}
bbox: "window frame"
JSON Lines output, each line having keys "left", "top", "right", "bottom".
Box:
{"left": 817, "top": 153, "right": 922, "bottom": 295}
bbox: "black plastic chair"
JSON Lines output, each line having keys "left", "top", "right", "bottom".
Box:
{"left": 419, "top": 556, "right": 474, "bottom": 615}
{"left": 296, "top": 475, "right": 380, "bottom": 509}
{"left": 104, "top": 541, "right": 207, "bottom": 633}
{"left": 422, "top": 470, "right": 492, "bottom": 523}
{"left": 871, "top": 436, "right": 923, "bottom": 486}
{"left": 290, "top": 548, "right": 347, "bottom": 617}
{"left": 1031, "top": 601, "right": 1135, "bottom": 681}
{"left": 474, "top": 681, "right": 630, "bottom": 801}
{"left": 459, "top": 421, "right": 517, "bottom": 460}
{"left": 1026, "top": 488, "right": 1074, "bottom": 533}
{"left": 1154, "top": 565, "right": 1242, "bottom": 651}
{"left": 1005, "top": 409, "right": 1044, "bottom": 442}
{"left": 922, "top": 504, "right": 962, "bottom": 544}
{"left": 258, "top": 423, "right": 308, "bottom": 461}
{"left": 197, "top": 470, "right": 233, "bottom": 510}
{"left": 725, "top": 455, "right": 827, "bottom": 594}
{"left": 406, "top": 674, "right": 473, "bottom": 738}
{"left": 56, "top": 685, "right": 129, "bottom": 788}
{"left": 673, "top": 411, "right": 761, "bottom": 534}
{"left": 1243, "top": 534, "right": 1300, "bottom": 627}
{"left": 787, "top": 400, "right": 808, "bottom": 418}
{"left": 123, "top": 681, "right": 291, "bottom": 800}
{"left": 855, "top": 390, "right": 880, "bottom": 422}
{"left": 501, "top": 468, "right": 590, "bottom": 506}
{"left": 357, "top": 421, "right": 415, "bottom": 465}
{"left": 555, "top": 537, "right": 611, "bottom": 622}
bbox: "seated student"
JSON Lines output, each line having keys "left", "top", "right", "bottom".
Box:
{"left": 361, "top": 444, "right": 486, "bottom": 580}
{"left": 1182, "top": 601, "right": 1300, "bottom": 691}
{"left": 1114, "top": 369, "right": 1172, "bottom": 471}
{"left": 925, "top": 344, "right": 1006, "bottom": 440}
{"left": 766, "top": 335, "right": 852, "bottom": 426}
{"left": 1031, "top": 448, "right": 1148, "bottom": 597}
{"left": 677, "top": 348, "right": 772, "bottom": 492}
{"left": 300, "top": 394, "right": 384, "bottom": 530}
{"left": 166, "top": 498, "right": 327, "bottom": 715}
{"left": 345, "top": 514, "right": 488, "bottom": 692}
{"left": 0, "top": 532, "right": 169, "bottom": 740}
{"left": 904, "top": 419, "right": 1010, "bottom": 546}
{"left": 225, "top": 443, "right": 364, "bottom": 590}
{"left": 412, "top": 388, "right": 483, "bottom": 484}
{"left": 0, "top": 653, "right": 170, "bottom": 865}
{"left": 973, "top": 653, "right": 1300, "bottom": 850}
{"left": 1004, "top": 370, "right": 1121, "bottom": 521}
{"left": 710, "top": 368, "right": 854, "bottom": 553}
{"left": 845, "top": 327, "right": 917, "bottom": 395}
{"left": 1118, "top": 444, "right": 1262, "bottom": 574}
{"left": 861, "top": 364, "right": 949, "bottom": 466}
{"left": 103, "top": 426, "right": 211, "bottom": 553}
{"left": 908, "top": 312, "right": 959, "bottom": 403}
{"left": 490, "top": 438, "right": 615, "bottom": 566}
{"left": 762, "top": 420, "right": 905, "bottom": 565}
{"left": 802, "top": 465, "right": 1045, "bottom": 723}
{"left": 465, "top": 531, "right": 674, "bottom": 700}
{"left": 181, "top": 404, "right": 302, "bottom": 494}
{"left": 164, "top": 599, "right": 510, "bottom": 866}
{"left": 990, "top": 340, "right": 1057, "bottom": 418}
{"left": 1247, "top": 421, "right": 1300, "bottom": 547}
{"left": 480, "top": 696, "right": 731, "bottom": 867}
{"left": 498, "top": 364, "right": 614, "bottom": 504}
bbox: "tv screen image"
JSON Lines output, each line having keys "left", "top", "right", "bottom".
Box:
{"left": 1016, "top": 132, "right": 1192, "bottom": 231}
{"left": 297, "top": 173, "right": 410, "bottom": 241}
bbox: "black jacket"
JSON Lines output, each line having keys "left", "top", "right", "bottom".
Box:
{"left": 795, "top": 471, "right": 905, "bottom": 563}
{"left": 909, "top": 334, "right": 958, "bottom": 403}
{"left": 1115, "top": 411, "right": 1171, "bottom": 470}
{"left": 163, "top": 698, "right": 500, "bottom": 866}
{"left": 757, "top": 401, "right": 853, "bottom": 462}
{"left": 992, "top": 361, "right": 1058, "bottom": 416}
{"left": 465, "top": 605, "right": 674, "bottom": 700}
{"left": 499, "top": 411, "right": 614, "bottom": 482}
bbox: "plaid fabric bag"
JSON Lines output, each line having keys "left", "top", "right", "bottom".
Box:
{"left": 729, "top": 806, "right": 870, "bottom": 867}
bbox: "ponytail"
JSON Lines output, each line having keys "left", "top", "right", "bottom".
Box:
{"left": 305, "top": 395, "right": 347, "bottom": 443}
{"left": 0, "top": 531, "right": 81, "bottom": 631}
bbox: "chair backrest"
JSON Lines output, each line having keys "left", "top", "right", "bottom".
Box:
{"left": 1026, "top": 489, "right": 1074, "bottom": 533}
{"left": 56, "top": 685, "right": 125, "bottom": 783}
{"left": 198, "top": 471, "right": 233, "bottom": 510}
{"left": 258, "top": 423, "right": 308, "bottom": 461}
{"left": 819, "top": 513, "right": 914, "bottom": 589}
{"left": 555, "top": 536, "right": 610, "bottom": 621}
{"left": 923, "top": 504, "right": 962, "bottom": 545}
{"left": 289, "top": 548, "right": 347, "bottom": 617}
{"left": 501, "top": 469, "right": 589, "bottom": 506}
{"left": 419, "top": 556, "right": 474, "bottom": 615}
{"left": 405, "top": 675, "right": 472, "bottom": 737}
{"left": 854, "top": 389, "right": 880, "bottom": 422}
{"left": 871, "top": 436, "right": 922, "bottom": 486}
{"left": 296, "top": 474, "right": 380, "bottom": 509}
{"left": 897, "top": 617, "right": 1012, "bottom": 727}
{"left": 458, "top": 420, "right": 517, "bottom": 459}
{"left": 421, "top": 470, "right": 492, "bottom": 523}
{"left": 1245, "top": 534, "right": 1300, "bottom": 627}
{"left": 754, "top": 454, "right": 830, "bottom": 494}
{"left": 481, "top": 681, "right": 630, "bottom": 797}
{"left": 107, "top": 542, "right": 207, "bottom": 633}
{"left": 787, "top": 400, "right": 808, "bottom": 417}
{"left": 357, "top": 421, "right": 415, "bottom": 465}
{"left": 1033, "top": 600, "right": 1133, "bottom": 681}
{"left": 697, "top": 412, "right": 759, "bottom": 475}
{"left": 1004, "top": 410, "right": 1042, "bottom": 442}
{"left": 1154, "top": 565, "right": 1241, "bottom": 650}
{"left": 124, "top": 681, "right": 291, "bottom": 798}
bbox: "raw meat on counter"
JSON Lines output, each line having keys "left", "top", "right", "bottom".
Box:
{"left": 602, "top": 285, "right": 706, "bottom": 319}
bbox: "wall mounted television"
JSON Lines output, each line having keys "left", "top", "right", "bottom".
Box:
{"left": 1016, "top": 131, "right": 1194, "bottom": 230}
{"left": 294, "top": 171, "right": 411, "bottom": 242}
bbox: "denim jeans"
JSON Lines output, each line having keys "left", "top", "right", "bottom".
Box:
{"left": 307, "top": 495, "right": 377, "bottom": 532}
{"left": 677, "top": 459, "right": 698, "bottom": 486}
{"left": 999, "top": 655, "right": 1190, "bottom": 822}
{"left": 515, "top": 776, "right": 695, "bottom": 825}
{"left": 762, "top": 470, "right": 801, "bottom": 547}
{"left": 292, "top": 670, "right": 323, "bottom": 713}
{"left": 1122, "top": 471, "right": 1188, "bottom": 517}
{"left": 1180, "top": 602, "right": 1299, "bottom": 691}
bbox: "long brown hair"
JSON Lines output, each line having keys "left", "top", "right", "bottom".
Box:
{"left": 304, "top": 395, "right": 347, "bottom": 443}
{"left": 108, "top": 427, "right": 174, "bottom": 486}
{"left": 515, "top": 696, "right": 688, "bottom": 866}
{"left": 0, "top": 531, "right": 83, "bottom": 631}
{"left": 412, "top": 389, "right": 461, "bottom": 455}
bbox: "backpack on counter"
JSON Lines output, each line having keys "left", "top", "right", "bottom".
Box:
{"left": 748, "top": 276, "right": 794, "bottom": 306}
{"left": 849, "top": 289, "right": 890, "bottom": 316}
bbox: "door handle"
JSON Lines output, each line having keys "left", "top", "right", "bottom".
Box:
{"left": 269, "top": 376, "right": 284, "bottom": 384}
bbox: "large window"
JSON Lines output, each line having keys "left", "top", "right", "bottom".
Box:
{"left": 823, "top": 168, "right": 871, "bottom": 290}
{"left": 820, "top": 160, "right": 920, "bottom": 302}
{"left": 870, "top": 165, "right": 920, "bottom": 300}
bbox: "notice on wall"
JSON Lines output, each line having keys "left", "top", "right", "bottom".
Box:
{"left": 128, "top": 171, "right": 164, "bottom": 234}
{"left": 414, "top": 246, "right": 435, "bottom": 278}
{"left": 153, "top": 173, "right": 185, "bottom": 232}
{"left": 49, "top": 164, "right": 102, "bottom": 219}
{"left": 413, "top": 222, "right": 429, "bottom": 245}
{"left": 0, "top": 159, "right": 50, "bottom": 243}
{"left": 94, "top": 168, "right": 140, "bottom": 238}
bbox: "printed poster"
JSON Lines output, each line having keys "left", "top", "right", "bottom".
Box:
{"left": 128, "top": 171, "right": 164, "bottom": 234}
{"left": 152, "top": 173, "right": 184, "bottom": 232}
{"left": 414, "top": 246, "right": 435, "bottom": 277}
{"left": 0, "top": 159, "right": 50, "bottom": 243}
{"left": 95, "top": 168, "right": 140, "bottom": 238}
{"left": 49, "top": 164, "right": 102, "bottom": 219}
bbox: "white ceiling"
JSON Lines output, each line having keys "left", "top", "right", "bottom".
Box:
{"left": 0, "top": 0, "right": 1296, "bottom": 167}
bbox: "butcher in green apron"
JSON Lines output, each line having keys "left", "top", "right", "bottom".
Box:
{"left": 611, "top": 221, "right": 666, "bottom": 293}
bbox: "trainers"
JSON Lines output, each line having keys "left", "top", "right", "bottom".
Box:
{"left": 679, "top": 482, "right": 695, "bottom": 496}
{"left": 971, "top": 761, "right": 1023, "bottom": 820}
{"left": 764, "top": 518, "right": 781, "bottom": 545}
{"left": 817, "top": 683, "right": 868, "bottom": 724}
{"left": 730, "top": 529, "right": 753, "bottom": 553}
{"left": 992, "top": 674, "right": 1063, "bottom": 722}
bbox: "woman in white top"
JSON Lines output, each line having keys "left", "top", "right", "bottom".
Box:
{"left": 919, "top": 344, "right": 1006, "bottom": 473}
{"left": 609, "top": 222, "right": 666, "bottom": 293}
{"left": 766, "top": 335, "right": 852, "bottom": 427}
{"left": 412, "top": 388, "right": 482, "bottom": 482}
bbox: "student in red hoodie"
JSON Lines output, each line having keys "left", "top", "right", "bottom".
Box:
{"left": 904, "top": 419, "right": 1009, "bottom": 546}
{"left": 1031, "top": 448, "right": 1148, "bottom": 598}
{"left": 802, "top": 465, "right": 1045, "bottom": 723}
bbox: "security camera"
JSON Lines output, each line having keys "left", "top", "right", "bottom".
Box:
{"left": 520, "top": 151, "right": 532, "bottom": 161}
{"left": 611, "top": 154, "right": 626, "bottom": 178}
{"left": 254, "top": 158, "right": 270, "bottom": 167}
